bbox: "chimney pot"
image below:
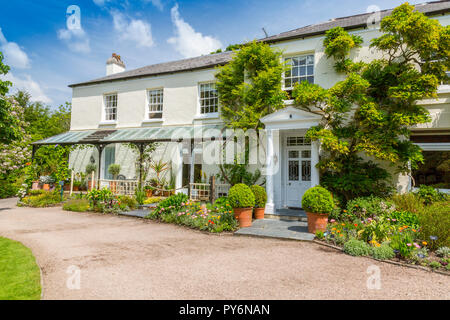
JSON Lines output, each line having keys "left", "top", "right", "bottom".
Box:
{"left": 106, "top": 53, "right": 125, "bottom": 76}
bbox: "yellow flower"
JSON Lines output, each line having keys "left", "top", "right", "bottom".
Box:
{"left": 422, "top": 241, "right": 427, "bottom": 246}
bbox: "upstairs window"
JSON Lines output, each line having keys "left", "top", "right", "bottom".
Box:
{"left": 284, "top": 54, "right": 314, "bottom": 90}
{"left": 148, "top": 89, "right": 163, "bottom": 119}
{"left": 104, "top": 94, "right": 117, "bottom": 121}
{"left": 199, "top": 82, "right": 218, "bottom": 114}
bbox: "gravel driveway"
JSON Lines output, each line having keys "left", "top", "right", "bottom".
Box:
{"left": 0, "top": 198, "right": 448, "bottom": 300}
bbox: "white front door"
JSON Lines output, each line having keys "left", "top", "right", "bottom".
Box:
{"left": 285, "top": 147, "right": 312, "bottom": 208}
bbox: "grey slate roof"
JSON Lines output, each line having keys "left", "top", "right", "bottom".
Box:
{"left": 69, "top": 1, "right": 450, "bottom": 88}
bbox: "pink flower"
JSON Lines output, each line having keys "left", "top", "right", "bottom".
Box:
{"left": 330, "top": 219, "right": 335, "bottom": 223}
{"left": 407, "top": 243, "right": 412, "bottom": 247}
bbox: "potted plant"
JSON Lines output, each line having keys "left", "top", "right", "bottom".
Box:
{"left": 72, "top": 180, "right": 81, "bottom": 191}
{"left": 108, "top": 164, "right": 121, "bottom": 192}
{"left": 301, "top": 186, "right": 334, "bottom": 234}
{"left": 85, "top": 163, "right": 96, "bottom": 190}
{"left": 250, "top": 185, "right": 267, "bottom": 219}
{"left": 228, "top": 183, "right": 255, "bottom": 228}
{"left": 39, "top": 176, "right": 54, "bottom": 191}
{"left": 144, "top": 185, "right": 154, "bottom": 198}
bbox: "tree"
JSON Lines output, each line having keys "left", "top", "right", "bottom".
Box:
{"left": 292, "top": 3, "right": 449, "bottom": 201}
{"left": 0, "top": 52, "right": 22, "bottom": 144}
{"left": 215, "top": 40, "right": 288, "bottom": 130}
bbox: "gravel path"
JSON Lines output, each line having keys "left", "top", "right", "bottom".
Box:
{"left": 0, "top": 198, "right": 448, "bottom": 300}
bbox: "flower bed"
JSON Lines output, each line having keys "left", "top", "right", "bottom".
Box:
{"left": 146, "top": 194, "right": 238, "bottom": 233}
{"left": 18, "top": 190, "right": 65, "bottom": 208}
{"left": 315, "top": 189, "right": 450, "bottom": 273}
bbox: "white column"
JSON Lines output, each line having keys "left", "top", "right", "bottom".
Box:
{"left": 265, "top": 129, "right": 275, "bottom": 214}
{"left": 175, "top": 143, "right": 183, "bottom": 191}
{"left": 311, "top": 140, "right": 320, "bottom": 187}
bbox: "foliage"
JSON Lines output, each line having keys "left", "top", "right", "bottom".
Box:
{"left": 134, "top": 188, "right": 146, "bottom": 205}
{"left": 85, "top": 163, "right": 97, "bottom": 174}
{"left": 147, "top": 198, "right": 238, "bottom": 233}
{"left": 343, "top": 239, "right": 371, "bottom": 256}
{"left": 152, "top": 193, "right": 189, "bottom": 216}
{"left": 370, "top": 244, "right": 395, "bottom": 260}
{"left": 214, "top": 196, "right": 233, "bottom": 213}
{"left": 391, "top": 192, "right": 424, "bottom": 214}
{"left": 418, "top": 201, "right": 450, "bottom": 250}
{"left": 301, "top": 186, "right": 334, "bottom": 214}
{"left": 346, "top": 196, "right": 395, "bottom": 220}
{"left": 118, "top": 195, "right": 138, "bottom": 210}
{"left": 0, "top": 53, "right": 22, "bottom": 144}
{"left": 143, "top": 197, "right": 162, "bottom": 205}
{"left": 39, "top": 175, "right": 55, "bottom": 185}
{"left": 218, "top": 160, "right": 262, "bottom": 186}
{"left": 415, "top": 185, "right": 448, "bottom": 205}
{"left": 293, "top": 4, "right": 449, "bottom": 202}
{"left": 19, "top": 191, "right": 62, "bottom": 208}
{"left": 86, "top": 188, "right": 114, "bottom": 207}
{"left": 389, "top": 228, "right": 419, "bottom": 258}
{"left": 358, "top": 215, "right": 397, "bottom": 244}
{"left": 250, "top": 185, "right": 267, "bottom": 208}
{"left": 388, "top": 210, "right": 420, "bottom": 230}
{"left": 124, "top": 142, "right": 159, "bottom": 185}
{"left": 215, "top": 40, "right": 288, "bottom": 130}
{"left": 63, "top": 199, "right": 90, "bottom": 212}
{"left": 107, "top": 164, "right": 121, "bottom": 179}
{"left": 436, "top": 247, "right": 450, "bottom": 258}
{"left": 228, "top": 183, "right": 255, "bottom": 208}
{"left": 0, "top": 237, "right": 41, "bottom": 300}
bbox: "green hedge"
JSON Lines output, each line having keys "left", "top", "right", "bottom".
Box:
{"left": 301, "top": 186, "right": 334, "bottom": 214}
{"left": 228, "top": 184, "right": 255, "bottom": 208}
{"left": 250, "top": 185, "right": 267, "bottom": 208}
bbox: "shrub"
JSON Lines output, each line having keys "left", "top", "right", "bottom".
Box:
{"left": 143, "top": 197, "right": 162, "bottom": 205}
{"left": 388, "top": 210, "right": 420, "bottom": 229}
{"left": 415, "top": 185, "right": 447, "bottom": 205}
{"left": 359, "top": 215, "right": 397, "bottom": 244}
{"left": 86, "top": 188, "right": 114, "bottom": 207}
{"left": 85, "top": 163, "right": 96, "bottom": 174}
{"left": 389, "top": 229, "right": 418, "bottom": 258}
{"left": 20, "top": 191, "right": 62, "bottom": 208}
{"left": 118, "top": 195, "right": 137, "bottom": 210}
{"left": 429, "top": 261, "right": 441, "bottom": 269}
{"left": 134, "top": 188, "right": 146, "bottom": 205}
{"left": 250, "top": 185, "right": 267, "bottom": 208}
{"left": 154, "top": 193, "right": 189, "bottom": 215}
{"left": 228, "top": 184, "right": 255, "bottom": 208}
{"left": 63, "top": 199, "right": 90, "bottom": 212}
{"left": 39, "top": 175, "right": 55, "bottom": 185}
{"left": 436, "top": 247, "right": 450, "bottom": 258}
{"left": 346, "top": 196, "right": 395, "bottom": 219}
{"left": 418, "top": 201, "right": 450, "bottom": 250}
{"left": 391, "top": 193, "right": 424, "bottom": 214}
{"left": 370, "top": 244, "right": 395, "bottom": 260}
{"left": 301, "top": 186, "right": 334, "bottom": 214}
{"left": 108, "top": 164, "right": 121, "bottom": 178}
{"left": 343, "top": 239, "right": 371, "bottom": 256}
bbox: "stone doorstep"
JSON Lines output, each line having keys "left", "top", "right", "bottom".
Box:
{"left": 234, "top": 219, "right": 315, "bottom": 242}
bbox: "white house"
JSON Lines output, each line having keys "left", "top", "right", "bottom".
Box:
{"left": 33, "top": 1, "right": 450, "bottom": 215}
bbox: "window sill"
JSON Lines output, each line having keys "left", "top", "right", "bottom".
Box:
{"left": 142, "top": 118, "right": 164, "bottom": 123}
{"left": 99, "top": 121, "right": 117, "bottom": 126}
{"left": 194, "top": 113, "right": 220, "bottom": 120}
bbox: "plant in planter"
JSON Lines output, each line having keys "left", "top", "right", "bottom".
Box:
{"left": 228, "top": 183, "right": 255, "bottom": 228}
{"left": 144, "top": 185, "right": 154, "bottom": 198}
{"left": 250, "top": 185, "right": 267, "bottom": 219}
{"left": 302, "top": 186, "right": 334, "bottom": 234}
{"left": 39, "top": 175, "right": 55, "bottom": 191}
{"left": 72, "top": 180, "right": 82, "bottom": 191}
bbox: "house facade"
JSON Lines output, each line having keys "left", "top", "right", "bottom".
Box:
{"left": 34, "top": 1, "right": 450, "bottom": 214}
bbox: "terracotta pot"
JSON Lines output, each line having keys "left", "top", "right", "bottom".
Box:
{"left": 88, "top": 181, "right": 94, "bottom": 191}
{"left": 43, "top": 184, "right": 50, "bottom": 191}
{"left": 31, "top": 181, "right": 40, "bottom": 190}
{"left": 73, "top": 186, "right": 79, "bottom": 191}
{"left": 63, "top": 184, "right": 70, "bottom": 191}
{"left": 306, "top": 212, "right": 329, "bottom": 234}
{"left": 146, "top": 189, "right": 153, "bottom": 198}
{"left": 254, "top": 207, "right": 265, "bottom": 220}
{"left": 233, "top": 207, "right": 253, "bottom": 228}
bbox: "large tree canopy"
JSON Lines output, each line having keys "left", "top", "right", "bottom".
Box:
{"left": 215, "top": 40, "right": 288, "bottom": 130}
{"left": 293, "top": 3, "right": 449, "bottom": 201}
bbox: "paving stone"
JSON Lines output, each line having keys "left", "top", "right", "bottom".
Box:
{"left": 234, "top": 219, "right": 314, "bottom": 241}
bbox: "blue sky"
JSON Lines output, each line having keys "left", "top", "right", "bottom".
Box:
{"left": 0, "top": 0, "right": 424, "bottom": 108}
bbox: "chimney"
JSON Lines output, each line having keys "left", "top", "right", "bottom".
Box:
{"left": 106, "top": 53, "right": 125, "bottom": 75}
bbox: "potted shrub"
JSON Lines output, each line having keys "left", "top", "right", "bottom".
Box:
{"left": 85, "top": 163, "right": 96, "bottom": 190}
{"left": 144, "top": 185, "right": 154, "bottom": 198}
{"left": 108, "top": 164, "right": 121, "bottom": 193}
{"left": 228, "top": 183, "right": 255, "bottom": 228}
{"left": 250, "top": 185, "right": 267, "bottom": 219}
{"left": 39, "top": 176, "right": 54, "bottom": 191}
{"left": 301, "top": 186, "right": 334, "bottom": 234}
{"left": 72, "top": 180, "right": 81, "bottom": 191}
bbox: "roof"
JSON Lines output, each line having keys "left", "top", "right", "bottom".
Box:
{"left": 69, "top": 1, "right": 450, "bottom": 88}
{"left": 32, "top": 125, "right": 226, "bottom": 145}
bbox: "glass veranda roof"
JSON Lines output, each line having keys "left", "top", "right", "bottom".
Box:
{"left": 32, "top": 125, "right": 226, "bottom": 145}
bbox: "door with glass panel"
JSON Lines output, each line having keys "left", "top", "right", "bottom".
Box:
{"left": 285, "top": 146, "right": 312, "bottom": 208}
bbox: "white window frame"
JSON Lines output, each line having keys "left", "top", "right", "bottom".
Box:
{"left": 146, "top": 88, "right": 164, "bottom": 121}
{"left": 197, "top": 82, "right": 219, "bottom": 118}
{"left": 283, "top": 53, "right": 315, "bottom": 90}
{"left": 102, "top": 93, "right": 118, "bottom": 123}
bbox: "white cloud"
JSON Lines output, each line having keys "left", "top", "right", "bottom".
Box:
{"left": 0, "top": 28, "right": 31, "bottom": 69}
{"left": 3, "top": 72, "right": 51, "bottom": 103}
{"left": 112, "top": 11, "right": 154, "bottom": 48}
{"left": 144, "top": 0, "right": 163, "bottom": 11}
{"left": 57, "top": 26, "right": 90, "bottom": 53}
{"left": 167, "top": 4, "right": 222, "bottom": 58}
{"left": 93, "top": 0, "right": 110, "bottom": 6}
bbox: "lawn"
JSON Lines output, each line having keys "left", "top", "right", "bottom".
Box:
{"left": 0, "top": 237, "right": 41, "bottom": 300}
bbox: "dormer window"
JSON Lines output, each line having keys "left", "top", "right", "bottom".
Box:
{"left": 199, "top": 82, "right": 218, "bottom": 114}
{"left": 284, "top": 54, "right": 314, "bottom": 90}
{"left": 104, "top": 93, "right": 117, "bottom": 121}
{"left": 148, "top": 89, "right": 163, "bottom": 119}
